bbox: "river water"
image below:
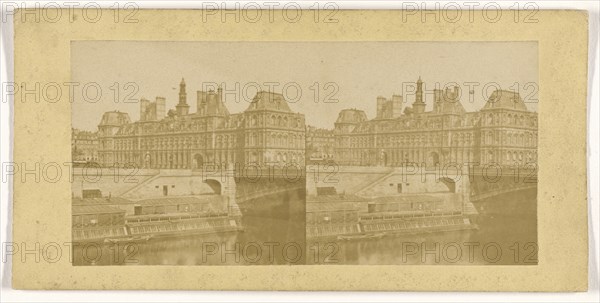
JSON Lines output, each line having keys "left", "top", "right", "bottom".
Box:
{"left": 311, "top": 188, "right": 538, "bottom": 265}
{"left": 74, "top": 188, "right": 536, "bottom": 266}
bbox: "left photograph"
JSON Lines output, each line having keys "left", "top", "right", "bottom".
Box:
{"left": 70, "top": 41, "right": 306, "bottom": 265}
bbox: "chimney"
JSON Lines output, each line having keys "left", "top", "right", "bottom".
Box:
{"left": 196, "top": 91, "right": 207, "bottom": 115}
{"left": 376, "top": 96, "right": 386, "bottom": 119}
{"left": 139, "top": 98, "right": 150, "bottom": 121}
{"left": 155, "top": 97, "right": 166, "bottom": 119}
{"left": 433, "top": 89, "right": 442, "bottom": 113}
{"left": 452, "top": 86, "right": 461, "bottom": 101}
{"left": 392, "top": 94, "right": 403, "bottom": 118}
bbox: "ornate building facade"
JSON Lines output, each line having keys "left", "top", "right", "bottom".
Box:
{"left": 306, "top": 126, "right": 335, "bottom": 163}
{"left": 72, "top": 128, "right": 99, "bottom": 162}
{"left": 97, "top": 79, "right": 306, "bottom": 168}
{"left": 332, "top": 78, "right": 538, "bottom": 167}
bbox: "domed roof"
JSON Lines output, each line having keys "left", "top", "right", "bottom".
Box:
{"left": 335, "top": 109, "right": 368, "bottom": 124}
{"left": 483, "top": 90, "right": 529, "bottom": 111}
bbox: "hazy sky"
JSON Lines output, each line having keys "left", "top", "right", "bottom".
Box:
{"left": 72, "top": 41, "right": 538, "bottom": 131}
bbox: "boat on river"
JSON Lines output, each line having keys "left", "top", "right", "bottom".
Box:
{"left": 103, "top": 235, "right": 153, "bottom": 245}
{"left": 337, "top": 233, "right": 385, "bottom": 241}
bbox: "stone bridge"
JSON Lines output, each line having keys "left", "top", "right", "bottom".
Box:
{"left": 72, "top": 166, "right": 241, "bottom": 216}
{"left": 306, "top": 163, "right": 537, "bottom": 208}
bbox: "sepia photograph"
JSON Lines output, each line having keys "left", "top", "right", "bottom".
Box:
{"left": 304, "top": 42, "right": 539, "bottom": 265}
{"left": 70, "top": 41, "right": 538, "bottom": 265}
{"left": 7, "top": 3, "right": 593, "bottom": 296}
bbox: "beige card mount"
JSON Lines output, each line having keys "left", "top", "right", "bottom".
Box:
{"left": 12, "top": 9, "right": 587, "bottom": 290}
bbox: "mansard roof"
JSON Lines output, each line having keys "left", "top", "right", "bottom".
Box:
{"left": 245, "top": 91, "right": 292, "bottom": 112}
{"left": 434, "top": 98, "right": 466, "bottom": 115}
{"left": 72, "top": 129, "right": 98, "bottom": 139}
{"left": 198, "top": 91, "right": 230, "bottom": 116}
{"left": 482, "top": 90, "right": 529, "bottom": 111}
{"left": 99, "top": 111, "right": 131, "bottom": 126}
{"left": 335, "top": 109, "right": 368, "bottom": 124}
{"left": 115, "top": 123, "right": 139, "bottom": 135}
{"left": 307, "top": 126, "right": 334, "bottom": 136}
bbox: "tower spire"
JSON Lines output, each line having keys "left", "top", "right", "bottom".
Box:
{"left": 413, "top": 76, "right": 426, "bottom": 114}
{"left": 176, "top": 77, "right": 190, "bottom": 115}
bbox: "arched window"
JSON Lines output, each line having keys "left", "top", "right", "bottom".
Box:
{"left": 215, "top": 136, "right": 220, "bottom": 148}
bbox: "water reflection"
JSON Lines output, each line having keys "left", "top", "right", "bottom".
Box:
{"left": 73, "top": 187, "right": 306, "bottom": 266}
{"left": 73, "top": 188, "right": 535, "bottom": 266}
{"left": 307, "top": 188, "right": 537, "bottom": 265}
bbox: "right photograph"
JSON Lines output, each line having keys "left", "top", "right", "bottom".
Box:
{"left": 305, "top": 42, "right": 538, "bottom": 265}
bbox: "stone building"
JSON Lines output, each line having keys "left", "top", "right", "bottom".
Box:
{"left": 332, "top": 78, "right": 538, "bottom": 167}
{"left": 71, "top": 128, "right": 99, "bottom": 162}
{"left": 97, "top": 79, "right": 305, "bottom": 168}
{"left": 306, "top": 126, "right": 335, "bottom": 163}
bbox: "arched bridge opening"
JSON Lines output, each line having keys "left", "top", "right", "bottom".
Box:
{"left": 438, "top": 177, "right": 457, "bottom": 193}
{"left": 204, "top": 179, "right": 222, "bottom": 195}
